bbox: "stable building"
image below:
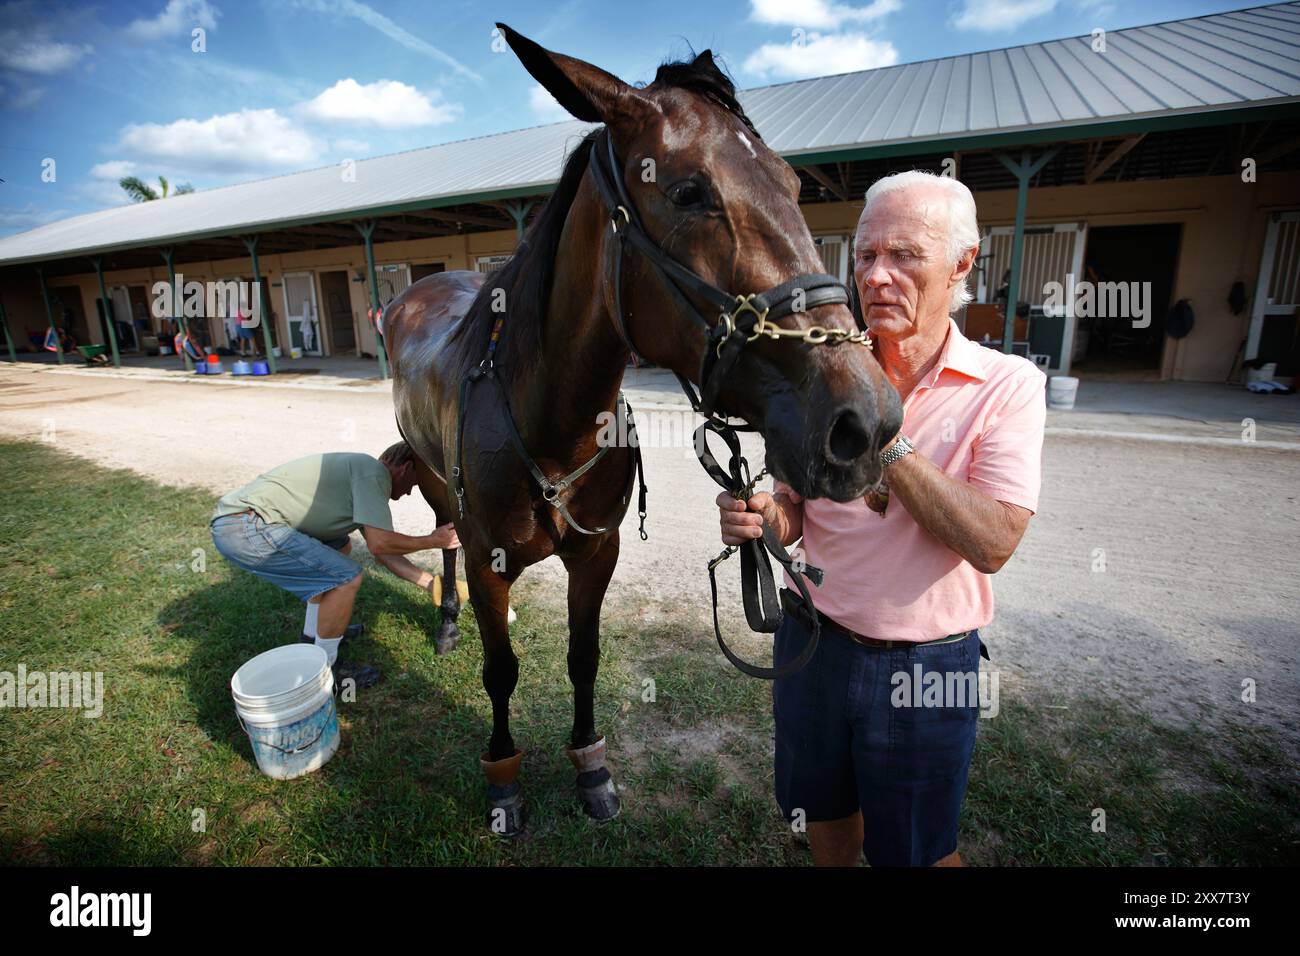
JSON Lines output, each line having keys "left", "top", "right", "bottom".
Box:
{"left": 1, "top": 2, "right": 1298, "bottom": 383}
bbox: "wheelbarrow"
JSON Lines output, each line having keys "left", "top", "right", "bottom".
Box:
{"left": 76, "top": 345, "right": 110, "bottom": 367}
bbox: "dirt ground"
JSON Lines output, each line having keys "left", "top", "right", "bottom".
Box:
{"left": 2, "top": 362, "right": 1297, "bottom": 762}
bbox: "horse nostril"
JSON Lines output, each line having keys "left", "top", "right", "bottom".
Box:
{"left": 826, "top": 407, "right": 873, "bottom": 466}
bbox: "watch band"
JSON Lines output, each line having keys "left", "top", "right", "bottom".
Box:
{"left": 879, "top": 434, "right": 914, "bottom": 468}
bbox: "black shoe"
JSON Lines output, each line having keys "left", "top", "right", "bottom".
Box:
{"left": 332, "top": 659, "right": 382, "bottom": 691}
{"left": 301, "top": 623, "right": 365, "bottom": 644}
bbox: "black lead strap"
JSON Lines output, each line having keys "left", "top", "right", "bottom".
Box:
{"left": 696, "top": 420, "right": 824, "bottom": 680}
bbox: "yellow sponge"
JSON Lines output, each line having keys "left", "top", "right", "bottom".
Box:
{"left": 430, "top": 577, "right": 471, "bottom": 605}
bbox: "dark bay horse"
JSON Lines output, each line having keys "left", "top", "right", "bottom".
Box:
{"left": 383, "top": 25, "right": 901, "bottom": 834}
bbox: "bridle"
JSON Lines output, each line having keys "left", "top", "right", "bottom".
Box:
{"left": 586, "top": 128, "right": 874, "bottom": 679}
{"left": 587, "top": 129, "right": 869, "bottom": 425}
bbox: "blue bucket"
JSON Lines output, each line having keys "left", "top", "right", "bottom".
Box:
{"left": 251, "top": 361, "right": 270, "bottom": 376}
{"left": 231, "top": 360, "right": 252, "bottom": 376}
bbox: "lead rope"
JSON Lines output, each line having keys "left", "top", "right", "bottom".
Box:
{"left": 695, "top": 420, "right": 824, "bottom": 680}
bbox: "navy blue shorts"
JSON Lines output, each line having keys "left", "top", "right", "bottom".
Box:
{"left": 773, "top": 601, "right": 986, "bottom": 866}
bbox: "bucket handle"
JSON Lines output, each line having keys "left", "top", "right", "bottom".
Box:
{"left": 237, "top": 699, "right": 334, "bottom": 756}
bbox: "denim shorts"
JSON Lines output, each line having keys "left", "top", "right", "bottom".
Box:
{"left": 210, "top": 512, "right": 358, "bottom": 602}
{"left": 772, "top": 599, "right": 987, "bottom": 866}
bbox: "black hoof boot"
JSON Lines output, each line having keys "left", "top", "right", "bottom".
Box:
{"left": 482, "top": 749, "right": 524, "bottom": 837}
{"left": 486, "top": 780, "right": 525, "bottom": 837}
{"left": 576, "top": 767, "right": 621, "bottom": 822}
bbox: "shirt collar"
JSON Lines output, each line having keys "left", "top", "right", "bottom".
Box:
{"left": 929, "top": 317, "right": 988, "bottom": 384}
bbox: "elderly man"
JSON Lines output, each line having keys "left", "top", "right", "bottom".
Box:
{"left": 211, "top": 442, "right": 460, "bottom": 688}
{"left": 718, "top": 170, "right": 1046, "bottom": 867}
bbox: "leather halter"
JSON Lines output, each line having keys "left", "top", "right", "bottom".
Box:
{"left": 586, "top": 129, "right": 866, "bottom": 424}
{"left": 585, "top": 128, "right": 872, "bottom": 680}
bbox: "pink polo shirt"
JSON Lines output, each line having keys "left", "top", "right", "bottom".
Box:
{"left": 774, "top": 318, "right": 1046, "bottom": 642}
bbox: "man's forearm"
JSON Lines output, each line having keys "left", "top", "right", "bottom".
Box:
{"left": 884, "top": 453, "right": 1021, "bottom": 573}
{"left": 375, "top": 552, "right": 435, "bottom": 589}
{"left": 367, "top": 528, "right": 439, "bottom": 556}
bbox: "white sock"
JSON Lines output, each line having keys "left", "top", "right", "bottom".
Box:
{"left": 304, "top": 602, "right": 320, "bottom": 638}
{"left": 315, "top": 636, "right": 342, "bottom": 665}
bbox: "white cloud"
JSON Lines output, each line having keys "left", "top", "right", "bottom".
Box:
{"left": 528, "top": 84, "right": 570, "bottom": 123}
{"left": 332, "top": 138, "right": 371, "bottom": 155}
{"left": 118, "top": 108, "right": 321, "bottom": 173}
{"left": 750, "top": 0, "right": 900, "bottom": 29}
{"left": 287, "top": 0, "right": 480, "bottom": 82}
{"left": 126, "top": 0, "right": 220, "bottom": 41}
{"left": 0, "top": 31, "right": 93, "bottom": 73}
{"left": 952, "top": 0, "right": 1057, "bottom": 32}
{"left": 90, "top": 160, "right": 139, "bottom": 179}
{"left": 301, "top": 78, "right": 461, "bottom": 128}
{"left": 744, "top": 31, "right": 898, "bottom": 80}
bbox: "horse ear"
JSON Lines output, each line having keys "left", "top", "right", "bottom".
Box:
{"left": 495, "top": 23, "right": 635, "bottom": 124}
{"left": 691, "top": 49, "right": 731, "bottom": 87}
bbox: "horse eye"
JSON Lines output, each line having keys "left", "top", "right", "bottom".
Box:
{"left": 667, "top": 180, "right": 704, "bottom": 207}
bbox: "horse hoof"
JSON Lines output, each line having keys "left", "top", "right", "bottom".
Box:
{"left": 576, "top": 768, "right": 620, "bottom": 822}
{"left": 434, "top": 627, "right": 460, "bottom": 655}
{"left": 487, "top": 780, "right": 525, "bottom": 837}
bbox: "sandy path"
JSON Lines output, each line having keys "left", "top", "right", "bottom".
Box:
{"left": 2, "top": 364, "right": 1297, "bottom": 759}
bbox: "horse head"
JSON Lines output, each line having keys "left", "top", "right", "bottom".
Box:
{"left": 497, "top": 25, "right": 902, "bottom": 502}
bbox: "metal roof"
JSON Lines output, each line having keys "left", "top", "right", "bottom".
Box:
{"left": 3, "top": 1, "right": 1299, "bottom": 268}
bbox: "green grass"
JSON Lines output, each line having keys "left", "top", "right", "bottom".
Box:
{"left": 0, "top": 439, "right": 1296, "bottom": 866}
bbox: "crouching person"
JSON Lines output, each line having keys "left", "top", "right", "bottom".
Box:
{"left": 210, "top": 441, "right": 459, "bottom": 688}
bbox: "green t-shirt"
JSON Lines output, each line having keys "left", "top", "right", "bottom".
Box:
{"left": 213, "top": 453, "right": 394, "bottom": 542}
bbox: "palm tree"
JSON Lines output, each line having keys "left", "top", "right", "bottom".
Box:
{"left": 120, "top": 174, "right": 195, "bottom": 202}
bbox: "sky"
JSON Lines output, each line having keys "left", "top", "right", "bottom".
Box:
{"left": 0, "top": 0, "right": 1276, "bottom": 237}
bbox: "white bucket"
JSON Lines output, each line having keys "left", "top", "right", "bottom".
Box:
{"left": 231, "top": 644, "right": 338, "bottom": 780}
{"left": 1047, "top": 375, "right": 1079, "bottom": 410}
{"left": 289, "top": 347, "right": 302, "bottom": 359}
{"left": 1245, "top": 363, "right": 1277, "bottom": 385}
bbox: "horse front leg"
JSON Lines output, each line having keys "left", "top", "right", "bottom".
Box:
{"left": 467, "top": 557, "right": 523, "bottom": 837}
{"left": 432, "top": 544, "right": 463, "bottom": 655}
{"left": 562, "top": 530, "right": 621, "bottom": 822}
{"left": 413, "top": 461, "right": 466, "bottom": 656}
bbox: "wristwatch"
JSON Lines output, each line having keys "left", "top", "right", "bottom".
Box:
{"left": 879, "top": 434, "right": 915, "bottom": 469}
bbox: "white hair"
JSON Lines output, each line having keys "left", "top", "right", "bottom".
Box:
{"left": 860, "top": 170, "right": 981, "bottom": 313}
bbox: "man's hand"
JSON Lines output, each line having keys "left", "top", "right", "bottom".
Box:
{"left": 427, "top": 522, "right": 460, "bottom": 550}
{"left": 717, "top": 491, "right": 782, "bottom": 545}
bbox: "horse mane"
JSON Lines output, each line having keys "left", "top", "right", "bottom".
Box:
{"left": 450, "top": 55, "right": 757, "bottom": 378}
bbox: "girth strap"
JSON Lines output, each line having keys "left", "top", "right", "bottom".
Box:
{"left": 695, "top": 419, "right": 824, "bottom": 680}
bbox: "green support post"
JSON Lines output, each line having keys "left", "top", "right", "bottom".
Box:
{"left": 91, "top": 257, "right": 122, "bottom": 368}
{"left": 36, "top": 266, "right": 64, "bottom": 365}
{"left": 161, "top": 248, "right": 193, "bottom": 372}
{"left": 994, "top": 148, "right": 1060, "bottom": 354}
{"left": 356, "top": 220, "right": 389, "bottom": 380}
{"left": 242, "top": 235, "right": 277, "bottom": 374}
{"left": 502, "top": 199, "right": 535, "bottom": 242}
{"left": 0, "top": 296, "right": 17, "bottom": 363}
